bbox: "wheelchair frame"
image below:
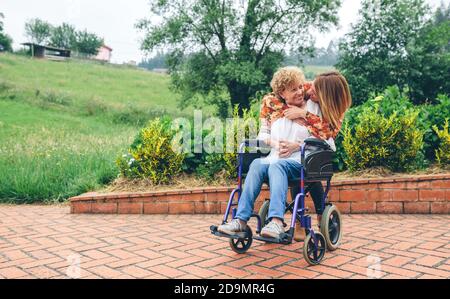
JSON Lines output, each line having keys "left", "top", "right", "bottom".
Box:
{"left": 210, "top": 138, "right": 337, "bottom": 265}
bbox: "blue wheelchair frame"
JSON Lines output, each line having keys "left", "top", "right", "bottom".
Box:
{"left": 213, "top": 138, "right": 333, "bottom": 249}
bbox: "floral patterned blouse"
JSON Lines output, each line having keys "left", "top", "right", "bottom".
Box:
{"left": 259, "top": 87, "right": 342, "bottom": 140}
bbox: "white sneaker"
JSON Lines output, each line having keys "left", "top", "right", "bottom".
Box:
{"left": 260, "top": 221, "right": 284, "bottom": 238}
{"left": 217, "top": 219, "right": 246, "bottom": 235}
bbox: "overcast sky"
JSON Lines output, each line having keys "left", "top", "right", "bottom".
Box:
{"left": 1, "top": 0, "right": 447, "bottom": 63}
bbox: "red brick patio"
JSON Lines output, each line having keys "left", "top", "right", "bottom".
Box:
{"left": 0, "top": 204, "right": 448, "bottom": 279}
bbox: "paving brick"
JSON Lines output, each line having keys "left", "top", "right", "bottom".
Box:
{"left": 414, "top": 256, "right": 445, "bottom": 267}
{"left": 0, "top": 205, "right": 449, "bottom": 279}
{"left": 382, "top": 256, "right": 413, "bottom": 267}
{"left": 276, "top": 265, "right": 319, "bottom": 278}
{"left": 0, "top": 267, "right": 28, "bottom": 279}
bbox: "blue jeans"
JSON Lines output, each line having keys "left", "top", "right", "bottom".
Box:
{"left": 235, "top": 158, "right": 302, "bottom": 222}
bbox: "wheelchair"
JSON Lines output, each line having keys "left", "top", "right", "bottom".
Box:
{"left": 210, "top": 138, "right": 342, "bottom": 265}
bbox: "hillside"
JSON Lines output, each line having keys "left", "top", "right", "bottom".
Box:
{"left": 0, "top": 53, "right": 196, "bottom": 118}
{"left": 0, "top": 53, "right": 188, "bottom": 202}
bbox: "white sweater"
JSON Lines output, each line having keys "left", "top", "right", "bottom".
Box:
{"left": 258, "top": 101, "right": 336, "bottom": 163}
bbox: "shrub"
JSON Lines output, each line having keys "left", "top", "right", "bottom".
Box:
{"left": 420, "top": 94, "right": 450, "bottom": 161}
{"left": 433, "top": 118, "right": 450, "bottom": 166}
{"left": 195, "top": 153, "right": 228, "bottom": 181}
{"left": 193, "top": 105, "right": 260, "bottom": 181}
{"left": 334, "top": 86, "right": 415, "bottom": 171}
{"left": 116, "top": 118, "right": 185, "bottom": 184}
{"left": 342, "top": 102, "right": 424, "bottom": 172}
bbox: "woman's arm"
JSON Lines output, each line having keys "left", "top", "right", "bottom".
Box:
{"left": 284, "top": 106, "right": 341, "bottom": 140}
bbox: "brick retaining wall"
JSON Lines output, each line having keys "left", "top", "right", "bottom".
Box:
{"left": 70, "top": 174, "right": 450, "bottom": 214}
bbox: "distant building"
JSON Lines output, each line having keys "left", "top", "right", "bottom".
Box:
{"left": 95, "top": 45, "right": 113, "bottom": 62}
{"left": 152, "top": 68, "right": 169, "bottom": 74}
{"left": 21, "top": 43, "right": 71, "bottom": 61}
{"left": 125, "top": 60, "right": 137, "bottom": 66}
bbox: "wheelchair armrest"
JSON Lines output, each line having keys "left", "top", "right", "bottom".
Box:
{"left": 304, "top": 137, "right": 331, "bottom": 151}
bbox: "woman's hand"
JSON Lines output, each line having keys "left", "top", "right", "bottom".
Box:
{"left": 283, "top": 106, "right": 307, "bottom": 120}
{"left": 278, "top": 140, "right": 301, "bottom": 158}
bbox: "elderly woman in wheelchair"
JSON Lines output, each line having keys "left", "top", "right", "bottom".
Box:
{"left": 210, "top": 68, "right": 352, "bottom": 265}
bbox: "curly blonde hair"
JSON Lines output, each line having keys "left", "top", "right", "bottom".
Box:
{"left": 270, "top": 66, "right": 306, "bottom": 96}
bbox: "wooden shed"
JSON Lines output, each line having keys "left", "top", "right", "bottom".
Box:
{"left": 21, "top": 43, "right": 71, "bottom": 61}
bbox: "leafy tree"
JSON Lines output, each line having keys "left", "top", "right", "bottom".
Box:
{"left": 336, "top": 0, "right": 431, "bottom": 105}
{"left": 24, "top": 18, "right": 52, "bottom": 45}
{"left": 75, "top": 30, "right": 103, "bottom": 56}
{"left": 434, "top": 1, "right": 450, "bottom": 24}
{"left": 284, "top": 40, "right": 339, "bottom": 66}
{"left": 0, "top": 12, "right": 13, "bottom": 51}
{"left": 137, "top": 0, "right": 342, "bottom": 116}
{"left": 50, "top": 23, "right": 77, "bottom": 49}
{"left": 405, "top": 17, "right": 450, "bottom": 103}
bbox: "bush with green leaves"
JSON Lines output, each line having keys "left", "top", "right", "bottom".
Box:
{"left": 419, "top": 94, "right": 450, "bottom": 161}
{"left": 334, "top": 86, "right": 416, "bottom": 170}
{"left": 193, "top": 105, "right": 260, "bottom": 181}
{"left": 433, "top": 118, "right": 450, "bottom": 166}
{"left": 116, "top": 118, "right": 185, "bottom": 184}
{"left": 342, "top": 101, "right": 424, "bottom": 172}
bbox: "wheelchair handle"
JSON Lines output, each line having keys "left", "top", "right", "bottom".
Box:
{"left": 304, "top": 137, "right": 331, "bottom": 150}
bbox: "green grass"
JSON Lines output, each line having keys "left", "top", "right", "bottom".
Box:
{"left": 0, "top": 53, "right": 196, "bottom": 203}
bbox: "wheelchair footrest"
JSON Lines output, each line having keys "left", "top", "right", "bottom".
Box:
{"left": 210, "top": 225, "right": 249, "bottom": 240}
{"left": 254, "top": 233, "right": 292, "bottom": 245}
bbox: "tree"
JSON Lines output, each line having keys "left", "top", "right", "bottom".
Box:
{"left": 434, "top": 1, "right": 450, "bottom": 24}
{"left": 0, "top": 12, "right": 13, "bottom": 52}
{"left": 137, "top": 0, "right": 342, "bottom": 116}
{"left": 24, "top": 18, "right": 52, "bottom": 45}
{"left": 0, "top": 12, "right": 3, "bottom": 31}
{"left": 50, "top": 23, "right": 77, "bottom": 49}
{"left": 336, "top": 0, "right": 431, "bottom": 105}
{"left": 75, "top": 30, "right": 103, "bottom": 56}
{"left": 405, "top": 10, "right": 450, "bottom": 103}
{"left": 139, "top": 51, "right": 168, "bottom": 70}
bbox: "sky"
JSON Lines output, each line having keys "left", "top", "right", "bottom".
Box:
{"left": 1, "top": 0, "right": 447, "bottom": 64}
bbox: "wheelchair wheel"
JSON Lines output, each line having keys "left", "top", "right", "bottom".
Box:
{"left": 229, "top": 226, "right": 253, "bottom": 254}
{"left": 258, "top": 200, "right": 270, "bottom": 228}
{"left": 320, "top": 204, "right": 342, "bottom": 251}
{"left": 303, "top": 232, "right": 326, "bottom": 266}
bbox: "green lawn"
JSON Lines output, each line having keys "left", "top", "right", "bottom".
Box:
{"left": 0, "top": 53, "right": 201, "bottom": 117}
{"left": 0, "top": 53, "right": 192, "bottom": 203}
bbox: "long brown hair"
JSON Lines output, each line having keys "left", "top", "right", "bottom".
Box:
{"left": 314, "top": 71, "right": 352, "bottom": 130}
